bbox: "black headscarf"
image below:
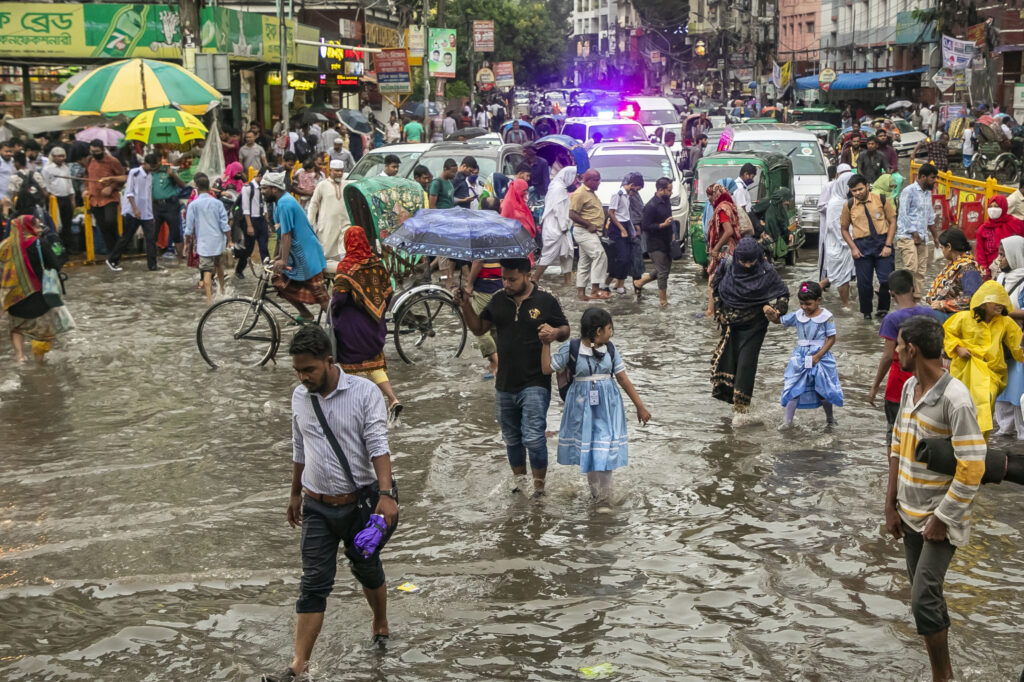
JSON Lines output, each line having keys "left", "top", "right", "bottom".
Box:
{"left": 714, "top": 237, "right": 790, "bottom": 309}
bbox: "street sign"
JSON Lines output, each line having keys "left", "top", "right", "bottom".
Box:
{"left": 494, "top": 61, "right": 514, "bottom": 89}
{"left": 818, "top": 67, "right": 836, "bottom": 92}
{"left": 375, "top": 48, "right": 411, "bottom": 94}
{"left": 473, "top": 20, "right": 494, "bottom": 52}
{"left": 931, "top": 69, "right": 955, "bottom": 92}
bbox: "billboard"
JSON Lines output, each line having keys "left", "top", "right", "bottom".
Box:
{"left": 376, "top": 48, "right": 411, "bottom": 94}
{"left": 427, "top": 28, "right": 456, "bottom": 79}
{"left": 473, "top": 20, "right": 493, "bottom": 52}
{"left": 494, "top": 61, "right": 514, "bottom": 89}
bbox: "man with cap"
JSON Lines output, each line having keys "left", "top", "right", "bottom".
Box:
{"left": 261, "top": 171, "right": 329, "bottom": 322}
{"left": 41, "top": 147, "right": 78, "bottom": 252}
{"left": 328, "top": 137, "right": 355, "bottom": 172}
{"left": 306, "top": 159, "right": 350, "bottom": 262}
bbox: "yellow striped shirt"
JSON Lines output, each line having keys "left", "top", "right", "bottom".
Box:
{"left": 890, "top": 372, "right": 985, "bottom": 546}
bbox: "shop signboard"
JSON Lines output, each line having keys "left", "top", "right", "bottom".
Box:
{"left": 406, "top": 26, "right": 424, "bottom": 65}
{"left": 427, "top": 28, "right": 456, "bottom": 79}
{"left": 0, "top": 3, "right": 183, "bottom": 58}
{"left": 473, "top": 20, "right": 493, "bottom": 52}
{"left": 476, "top": 67, "right": 495, "bottom": 91}
{"left": 494, "top": 61, "right": 514, "bottom": 89}
{"left": 966, "top": 22, "right": 986, "bottom": 47}
{"left": 376, "top": 48, "right": 411, "bottom": 94}
{"left": 953, "top": 69, "right": 967, "bottom": 94}
{"left": 1014, "top": 83, "right": 1024, "bottom": 122}
{"left": 365, "top": 22, "right": 399, "bottom": 48}
{"left": 818, "top": 67, "right": 836, "bottom": 92}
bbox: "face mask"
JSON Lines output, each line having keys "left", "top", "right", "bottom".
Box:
{"left": 468, "top": 174, "right": 478, "bottom": 184}
{"left": 1001, "top": 263, "right": 1012, "bottom": 273}
{"left": 989, "top": 207, "right": 1003, "bottom": 220}
{"left": 92, "top": 151, "right": 104, "bottom": 159}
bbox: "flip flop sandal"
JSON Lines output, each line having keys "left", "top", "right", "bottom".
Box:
{"left": 388, "top": 404, "right": 404, "bottom": 423}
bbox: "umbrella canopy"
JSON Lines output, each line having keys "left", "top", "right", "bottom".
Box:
{"left": 59, "top": 58, "right": 220, "bottom": 116}
{"left": 293, "top": 110, "right": 329, "bottom": 125}
{"left": 994, "top": 112, "right": 1011, "bottom": 119}
{"left": 399, "top": 101, "right": 441, "bottom": 118}
{"left": 977, "top": 114, "right": 995, "bottom": 126}
{"left": 75, "top": 126, "right": 124, "bottom": 146}
{"left": 887, "top": 100, "right": 912, "bottom": 111}
{"left": 338, "top": 109, "right": 372, "bottom": 135}
{"left": 874, "top": 104, "right": 887, "bottom": 112}
{"left": 382, "top": 208, "right": 535, "bottom": 261}
{"left": 125, "top": 107, "right": 208, "bottom": 145}
{"left": 8, "top": 113, "right": 116, "bottom": 136}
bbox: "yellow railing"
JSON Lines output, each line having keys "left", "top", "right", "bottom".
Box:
{"left": 81, "top": 196, "right": 124, "bottom": 264}
{"left": 909, "top": 160, "right": 1015, "bottom": 208}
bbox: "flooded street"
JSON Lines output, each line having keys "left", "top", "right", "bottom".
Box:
{"left": 1, "top": 248, "right": 1022, "bottom": 681}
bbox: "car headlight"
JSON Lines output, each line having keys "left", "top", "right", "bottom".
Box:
{"left": 803, "top": 195, "right": 818, "bottom": 206}
{"left": 671, "top": 193, "right": 681, "bottom": 206}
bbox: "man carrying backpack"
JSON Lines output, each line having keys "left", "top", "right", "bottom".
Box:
{"left": 840, "top": 173, "right": 897, "bottom": 319}
{"left": 6, "top": 152, "right": 48, "bottom": 218}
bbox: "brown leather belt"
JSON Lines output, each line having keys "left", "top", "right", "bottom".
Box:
{"left": 303, "top": 488, "right": 357, "bottom": 506}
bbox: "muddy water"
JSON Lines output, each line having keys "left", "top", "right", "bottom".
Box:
{"left": 1, "top": 250, "right": 1022, "bottom": 681}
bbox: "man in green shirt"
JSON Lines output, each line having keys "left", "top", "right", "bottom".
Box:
{"left": 403, "top": 116, "right": 424, "bottom": 143}
{"left": 151, "top": 159, "right": 186, "bottom": 259}
{"left": 428, "top": 158, "right": 457, "bottom": 209}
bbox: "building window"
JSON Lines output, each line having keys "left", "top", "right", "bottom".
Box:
{"left": 807, "top": 21, "right": 814, "bottom": 34}
{"left": 600, "top": 15, "right": 608, "bottom": 29}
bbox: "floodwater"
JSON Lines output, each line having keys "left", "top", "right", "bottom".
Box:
{"left": 1, "top": 246, "right": 1022, "bottom": 682}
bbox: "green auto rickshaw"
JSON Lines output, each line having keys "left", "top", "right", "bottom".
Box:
{"left": 788, "top": 106, "right": 844, "bottom": 128}
{"left": 797, "top": 120, "right": 840, "bottom": 165}
{"left": 687, "top": 151, "right": 805, "bottom": 269}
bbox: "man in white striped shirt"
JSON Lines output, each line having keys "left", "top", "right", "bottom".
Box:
{"left": 263, "top": 326, "right": 398, "bottom": 682}
{"left": 887, "top": 315, "right": 985, "bottom": 682}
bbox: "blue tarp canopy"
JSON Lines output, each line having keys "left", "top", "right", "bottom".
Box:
{"left": 794, "top": 67, "right": 928, "bottom": 91}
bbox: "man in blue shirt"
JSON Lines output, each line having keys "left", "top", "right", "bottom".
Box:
{"left": 184, "top": 173, "right": 232, "bottom": 305}
{"left": 895, "top": 163, "right": 939, "bottom": 298}
{"left": 261, "top": 171, "right": 329, "bottom": 322}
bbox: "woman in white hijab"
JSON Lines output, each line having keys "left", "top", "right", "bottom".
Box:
{"left": 994, "top": 235, "right": 1024, "bottom": 437}
{"left": 533, "top": 165, "right": 578, "bottom": 285}
{"left": 818, "top": 163, "right": 855, "bottom": 307}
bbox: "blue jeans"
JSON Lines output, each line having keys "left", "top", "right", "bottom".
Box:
{"left": 495, "top": 386, "right": 551, "bottom": 471}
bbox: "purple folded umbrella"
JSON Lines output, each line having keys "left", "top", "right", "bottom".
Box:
{"left": 354, "top": 514, "right": 388, "bottom": 558}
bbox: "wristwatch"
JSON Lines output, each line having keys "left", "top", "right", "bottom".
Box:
{"left": 379, "top": 489, "right": 396, "bottom": 499}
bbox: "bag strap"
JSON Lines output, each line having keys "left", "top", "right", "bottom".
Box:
{"left": 308, "top": 393, "right": 358, "bottom": 490}
{"left": 567, "top": 338, "right": 581, "bottom": 379}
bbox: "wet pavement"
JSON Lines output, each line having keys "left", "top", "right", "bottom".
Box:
{"left": 1, "top": 247, "right": 1023, "bottom": 681}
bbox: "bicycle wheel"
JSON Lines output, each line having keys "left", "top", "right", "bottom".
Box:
{"left": 197, "top": 297, "right": 280, "bottom": 368}
{"left": 994, "top": 155, "right": 1019, "bottom": 185}
{"left": 393, "top": 294, "right": 467, "bottom": 364}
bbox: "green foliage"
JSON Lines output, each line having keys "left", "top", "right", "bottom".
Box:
{"left": 443, "top": 0, "right": 570, "bottom": 87}
{"left": 446, "top": 80, "right": 470, "bottom": 99}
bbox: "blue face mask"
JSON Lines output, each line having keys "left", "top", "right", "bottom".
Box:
{"left": 468, "top": 174, "right": 478, "bottom": 184}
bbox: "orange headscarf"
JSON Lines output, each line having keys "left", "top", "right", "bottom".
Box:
{"left": 333, "top": 226, "right": 392, "bottom": 322}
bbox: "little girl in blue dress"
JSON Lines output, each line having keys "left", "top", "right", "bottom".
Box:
{"left": 541, "top": 307, "right": 651, "bottom": 499}
{"left": 776, "top": 281, "right": 844, "bottom": 426}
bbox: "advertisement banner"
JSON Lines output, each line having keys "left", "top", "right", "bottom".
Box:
{"left": 931, "top": 69, "right": 955, "bottom": 92}
{"left": 494, "top": 61, "right": 514, "bottom": 89}
{"left": 771, "top": 61, "right": 781, "bottom": 88}
{"left": 966, "top": 22, "right": 986, "bottom": 47}
{"left": 375, "top": 48, "right": 411, "bottom": 94}
{"left": 427, "top": 28, "right": 456, "bottom": 79}
{"left": 1014, "top": 83, "right": 1024, "bottom": 120}
{"left": 941, "top": 34, "right": 976, "bottom": 71}
{"left": 472, "top": 20, "right": 493, "bottom": 52}
{"left": 779, "top": 61, "right": 792, "bottom": 90}
{"left": 0, "top": 3, "right": 183, "bottom": 58}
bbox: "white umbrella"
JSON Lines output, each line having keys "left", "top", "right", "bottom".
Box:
{"left": 886, "top": 100, "right": 912, "bottom": 112}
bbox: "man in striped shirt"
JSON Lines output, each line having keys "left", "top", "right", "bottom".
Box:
{"left": 263, "top": 326, "right": 398, "bottom": 682}
{"left": 887, "top": 315, "right": 985, "bottom": 682}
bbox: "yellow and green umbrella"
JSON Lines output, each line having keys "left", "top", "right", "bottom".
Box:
{"left": 125, "top": 108, "right": 208, "bottom": 145}
{"left": 59, "top": 59, "right": 220, "bottom": 117}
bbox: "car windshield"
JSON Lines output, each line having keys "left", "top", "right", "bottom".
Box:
{"left": 895, "top": 120, "right": 914, "bottom": 133}
{"left": 589, "top": 123, "right": 648, "bottom": 142}
{"left": 691, "top": 165, "right": 762, "bottom": 203}
{"left": 348, "top": 150, "right": 422, "bottom": 180}
{"left": 731, "top": 140, "right": 825, "bottom": 175}
{"left": 590, "top": 153, "right": 674, "bottom": 182}
{"left": 415, "top": 152, "right": 497, "bottom": 181}
{"left": 636, "top": 109, "right": 679, "bottom": 126}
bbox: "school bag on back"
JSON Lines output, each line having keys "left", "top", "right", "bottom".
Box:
{"left": 556, "top": 339, "right": 617, "bottom": 401}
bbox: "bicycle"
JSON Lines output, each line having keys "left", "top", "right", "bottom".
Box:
{"left": 196, "top": 259, "right": 468, "bottom": 369}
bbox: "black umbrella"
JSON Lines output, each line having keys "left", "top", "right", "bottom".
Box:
{"left": 293, "top": 110, "right": 329, "bottom": 125}
{"left": 400, "top": 101, "right": 440, "bottom": 119}
{"left": 338, "top": 109, "right": 372, "bottom": 135}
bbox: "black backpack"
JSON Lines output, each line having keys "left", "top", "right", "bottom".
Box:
{"left": 556, "top": 339, "right": 617, "bottom": 401}
{"left": 13, "top": 171, "right": 43, "bottom": 216}
{"left": 294, "top": 136, "right": 312, "bottom": 159}
{"left": 38, "top": 226, "right": 68, "bottom": 270}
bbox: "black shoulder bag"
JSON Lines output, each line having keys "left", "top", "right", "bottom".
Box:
{"left": 308, "top": 394, "right": 399, "bottom": 523}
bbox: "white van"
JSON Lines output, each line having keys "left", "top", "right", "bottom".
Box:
{"left": 718, "top": 123, "right": 829, "bottom": 233}
{"left": 620, "top": 96, "right": 681, "bottom": 137}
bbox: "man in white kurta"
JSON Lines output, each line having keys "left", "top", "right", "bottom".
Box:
{"left": 306, "top": 159, "right": 350, "bottom": 266}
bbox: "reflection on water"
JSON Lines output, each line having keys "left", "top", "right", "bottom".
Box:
{"left": 1, "top": 252, "right": 1022, "bottom": 681}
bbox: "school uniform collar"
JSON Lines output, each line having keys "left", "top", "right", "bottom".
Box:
{"left": 578, "top": 343, "right": 607, "bottom": 357}
{"left": 795, "top": 308, "right": 832, "bottom": 323}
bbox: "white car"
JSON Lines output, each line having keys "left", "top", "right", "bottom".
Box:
{"left": 892, "top": 119, "right": 927, "bottom": 156}
{"left": 620, "top": 96, "right": 682, "bottom": 137}
{"left": 345, "top": 143, "right": 433, "bottom": 181}
{"left": 561, "top": 117, "right": 649, "bottom": 145}
{"left": 587, "top": 142, "right": 689, "bottom": 234}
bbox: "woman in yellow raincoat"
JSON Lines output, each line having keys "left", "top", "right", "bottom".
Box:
{"left": 944, "top": 279, "right": 1024, "bottom": 434}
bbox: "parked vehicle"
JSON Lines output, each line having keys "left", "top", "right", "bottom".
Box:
{"left": 685, "top": 151, "right": 805, "bottom": 268}
{"left": 788, "top": 106, "right": 843, "bottom": 127}
{"left": 346, "top": 143, "right": 432, "bottom": 182}
{"left": 892, "top": 119, "right": 926, "bottom": 156}
{"left": 797, "top": 120, "right": 840, "bottom": 166}
{"left": 717, "top": 123, "right": 829, "bottom": 234}
{"left": 619, "top": 96, "right": 682, "bottom": 137}
{"left": 404, "top": 141, "right": 525, "bottom": 197}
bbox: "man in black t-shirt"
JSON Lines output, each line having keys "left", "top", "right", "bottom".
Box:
{"left": 456, "top": 258, "right": 570, "bottom": 496}
{"left": 453, "top": 155, "right": 479, "bottom": 208}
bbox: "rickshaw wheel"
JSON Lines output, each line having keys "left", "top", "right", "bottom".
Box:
{"left": 393, "top": 293, "right": 468, "bottom": 364}
{"left": 993, "top": 155, "right": 1019, "bottom": 185}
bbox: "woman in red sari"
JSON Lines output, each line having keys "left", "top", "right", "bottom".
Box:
{"left": 500, "top": 178, "right": 537, "bottom": 237}
{"left": 703, "top": 183, "right": 742, "bottom": 316}
{"left": 330, "top": 225, "right": 402, "bottom": 420}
